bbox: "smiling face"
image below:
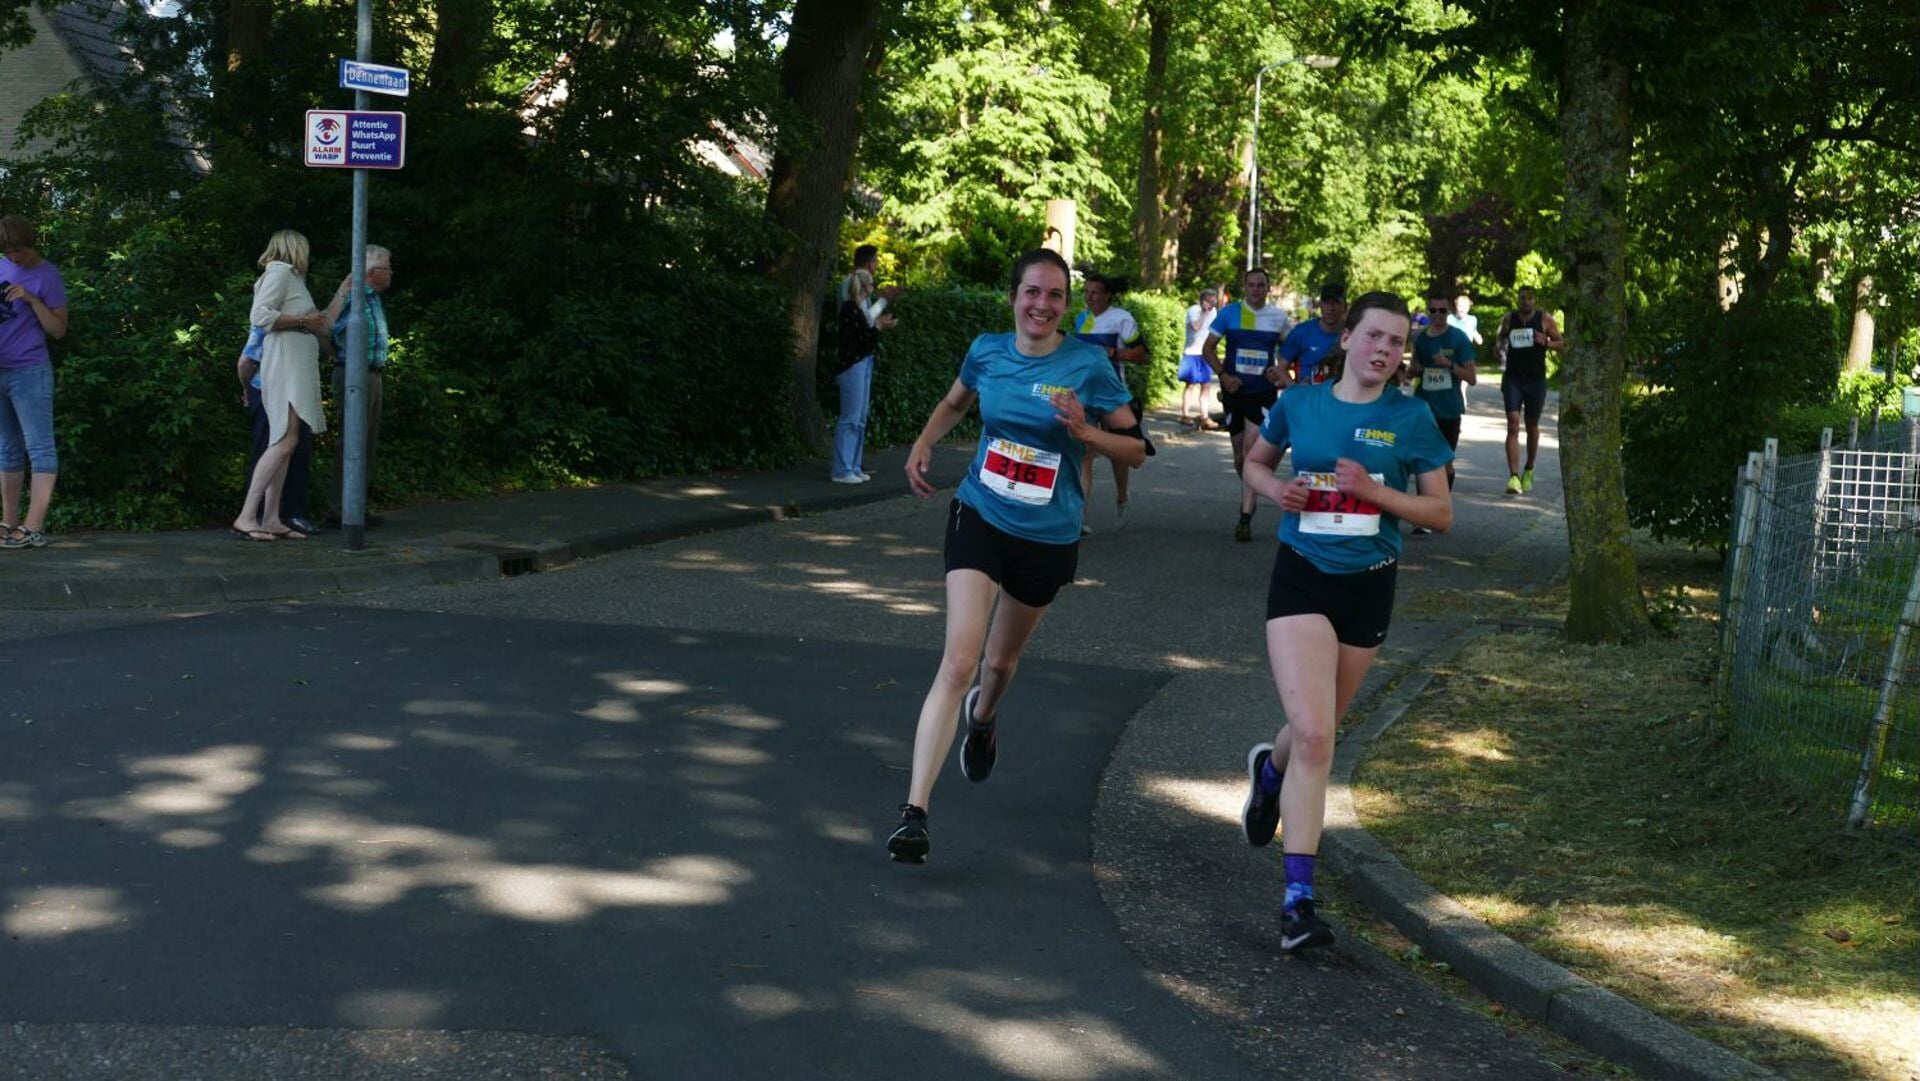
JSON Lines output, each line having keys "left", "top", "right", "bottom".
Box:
{"left": 1339, "top": 307, "right": 1412, "bottom": 390}
{"left": 1009, "top": 261, "right": 1070, "bottom": 341}
{"left": 1083, "top": 278, "right": 1111, "bottom": 314}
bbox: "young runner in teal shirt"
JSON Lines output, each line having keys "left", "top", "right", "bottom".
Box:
{"left": 1235, "top": 291, "right": 1454, "bottom": 953}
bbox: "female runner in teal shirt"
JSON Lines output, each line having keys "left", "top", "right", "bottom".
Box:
{"left": 887, "top": 249, "right": 1146, "bottom": 863}
{"left": 1235, "top": 291, "right": 1455, "bottom": 950}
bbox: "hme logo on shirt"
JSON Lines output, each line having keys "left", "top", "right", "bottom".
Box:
{"left": 1353, "top": 428, "right": 1397, "bottom": 447}
{"left": 1031, "top": 383, "right": 1073, "bottom": 398}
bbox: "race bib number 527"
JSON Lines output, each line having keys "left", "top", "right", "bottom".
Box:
{"left": 1297, "top": 471, "right": 1385, "bottom": 536}
{"left": 981, "top": 438, "right": 1061, "bottom": 506}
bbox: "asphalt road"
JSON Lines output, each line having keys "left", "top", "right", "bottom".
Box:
{"left": 1, "top": 392, "right": 1578, "bottom": 1079}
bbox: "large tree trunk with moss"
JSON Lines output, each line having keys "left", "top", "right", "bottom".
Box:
{"left": 1132, "top": 1, "right": 1172, "bottom": 287}
{"left": 766, "top": 0, "right": 885, "bottom": 453}
{"left": 1557, "top": 0, "right": 1651, "bottom": 644}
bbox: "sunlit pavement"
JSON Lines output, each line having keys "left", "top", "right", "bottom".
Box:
{"left": 1, "top": 389, "right": 1581, "bottom": 1079}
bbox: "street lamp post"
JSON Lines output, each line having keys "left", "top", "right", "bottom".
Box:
{"left": 1246, "top": 54, "right": 1339, "bottom": 271}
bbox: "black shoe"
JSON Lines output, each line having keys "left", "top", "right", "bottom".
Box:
{"left": 887, "top": 803, "right": 930, "bottom": 863}
{"left": 1280, "top": 898, "right": 1336, "bottom": 952}
{"left": 1234, "top": 518, "right": 1253, "bottom": 543}
{"left": 958, "top": 686, "right": 997, "bottom": 783}
{"left": 1241, "top": 743, "right": 1281, "bottom": 846}
{"left": 287, "top": 516, "right": 323, "bottom": 535}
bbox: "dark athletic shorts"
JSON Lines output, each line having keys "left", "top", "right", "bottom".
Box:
{"left": 1435, "top": 416, "right": 1462, "bottom": 449}
{"left": 1265, "top": 543, "right": 1398, "bottom": 648}
{"left": 944, "top": 499, "right": 1079, "bottom": 608}
{"left": 1221, "top": 387, "right": 1279, "bottom": 436}
{"left": 1501, "top": 377, "right": 1548, "bottom": 424}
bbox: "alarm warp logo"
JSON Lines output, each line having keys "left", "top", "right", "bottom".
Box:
{"left": 308, "top": 114, "right": 348, "bottom": 164}
{"left": 314, "top": 117, "right": 342, "bottom": 145}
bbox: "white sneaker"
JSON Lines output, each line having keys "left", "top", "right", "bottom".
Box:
{"left": 831, "top": 473, "right": 866, "bottom": 485}
{"left": 857, "top": 471, "right": 872, "bottom": 481}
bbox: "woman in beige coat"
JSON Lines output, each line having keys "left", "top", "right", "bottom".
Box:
{"left": 232, "top": 230, "right": 329, "bottom": 541}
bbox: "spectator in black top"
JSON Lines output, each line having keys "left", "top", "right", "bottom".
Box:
{"left": 832, "top": 245, "right": 898, "bottom": 484}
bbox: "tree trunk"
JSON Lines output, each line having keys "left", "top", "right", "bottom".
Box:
{"left": 1132, "top": 1, "right": 1171, "bottom": 287}
{"left": 766, "top": 0, "right": 885, "bottom": 454}
{"left": 214, "top": 0, "right": 273, "bottom": 154}
{"left": 1846, "top": 274, "right": 1876, "bottom": 371}
{"left": 428, "top": 0, "right": 494, "bottom": 101}
{"left": 1557, "top": 0, "right": 1651, "bottom": 644}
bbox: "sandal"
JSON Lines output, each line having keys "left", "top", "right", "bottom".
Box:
{"left": 1, "top": 527, "right": 45, "bottom": 549}
{"left": 229, "top": 527, "right": 278, "bottom": 543}
{"left": 269, "top": 528, "right": 309, "bottom": 540}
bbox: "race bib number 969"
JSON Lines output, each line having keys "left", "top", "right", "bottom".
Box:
{"left": 1297, "top": 471, "right": 1385, "bottom": 536}
{"left": 981, "top": 438, "right": 1061, "bottom": 506}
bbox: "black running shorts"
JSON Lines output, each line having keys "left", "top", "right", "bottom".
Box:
{"left": 1501, "top": 377, "right": 1547, "bottom": 424}
{"left": 1221, "top": 386, "right": 1279, "bottom": 436}
{"left": 1435, "top": 416, "right": 1462, "bottom": 449}
{"left": 1265, "top": 543, "right": 1398, "bottom": 648}
{"left": 944, "top": 499, "right": 1079, "bottom": 608}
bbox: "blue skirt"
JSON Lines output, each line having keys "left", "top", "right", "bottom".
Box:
{"left": 1178, "top": 353, "right": 1215, "bottom": 384}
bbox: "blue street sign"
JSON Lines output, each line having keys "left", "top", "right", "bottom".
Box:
{"left": 338, "top": 59, "right": 410, "bottom": 97}
{"left": 304, "top": 110, "right": 407, "bottom": 170}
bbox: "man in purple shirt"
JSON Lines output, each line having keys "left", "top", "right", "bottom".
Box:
{"left": 0, "top": 215, "right": 68, "bottom": 549}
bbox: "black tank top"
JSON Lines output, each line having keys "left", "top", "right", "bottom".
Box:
{"left": 1503, "top": 310, "right": 1547, "bottom": 381}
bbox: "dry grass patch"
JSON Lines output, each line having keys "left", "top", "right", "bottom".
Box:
{"left": 1352, "top": 543, "right": 1920, "bottom": 1080}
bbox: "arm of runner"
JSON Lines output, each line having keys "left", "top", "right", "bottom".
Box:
{"left": 1203, "top": 332, "right": 1241, "bottom": 393}
{"left": 1334, "top": 458, "right": 1452, "bottom": 533}
{"left": 905, "top": 377, "right": 979, "bottom": 499}
{"left": 1113, "top": 338, "right": 1147, "bottom": 365}
{"left": 1242, "top": 436, "right": 1303, "bottom": 509}
{"left": 1540, "top": 313, "right": 1565, "bottom": 350}
{"left": 1052, "top": 394, "right": 1148, "bottom": 468}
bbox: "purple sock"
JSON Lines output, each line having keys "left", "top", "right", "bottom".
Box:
{"left": 1283, "top": 853, "right": 1316, "bottom": 911}
{"left": 1258, "top": 755, "right": 1284, "bottom": 794}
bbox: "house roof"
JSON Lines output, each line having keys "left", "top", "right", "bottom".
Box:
{"left": 46, "top": 0, "right": 136, "bottom": 90}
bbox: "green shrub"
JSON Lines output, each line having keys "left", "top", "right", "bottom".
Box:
{"left": 1623, "top": 285, "right": 1844, "bottom": 550}
{"left": 1121, "top": 291, "right": 1189, "bottom": 409}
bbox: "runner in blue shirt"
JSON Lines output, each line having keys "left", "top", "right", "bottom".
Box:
{"left": 1412, "top": 290, "right": 1477, "bottom": 503}
{"left": 1278, "top": 282, "right": 1347, "bottom": 387}
{"left": 888, "top": 249, "right": 1145, "bottom": 864}
{"left": 1202, "top": 266, "right": 1291, "bottom": 541}
{"left": 1234, "top": 290, "right": 1454, "bottom": 952}
{"left": 1070, "top": 272, "right": 1149, "bottom": 531}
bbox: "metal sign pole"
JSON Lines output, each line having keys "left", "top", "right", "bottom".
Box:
{"left": 341, "top": 0, "right": 372, "bottom": 550}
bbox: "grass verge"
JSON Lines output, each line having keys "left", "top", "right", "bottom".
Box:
{"left": 1351, "top": 541, "right": 1920, "bottom": 1080}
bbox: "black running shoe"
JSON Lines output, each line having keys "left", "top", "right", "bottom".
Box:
{"left": 958, "top": 686, "right": 997, "bottom": 783}
{"left": 1280, "top": 898, "right": 1335, "bottom": 952}
{"left": 1233, "top": 518, "right": 1253, "bottom": 543}
{"left": 887, "top": 803, "right": 929, "bottom": 863}
{"left": 1241, "top": 742, "right": 1281, "bottom": 846}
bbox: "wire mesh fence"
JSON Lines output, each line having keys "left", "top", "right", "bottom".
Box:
{"left": 1721, "top": 417, "right": 1920, "bottom": 833}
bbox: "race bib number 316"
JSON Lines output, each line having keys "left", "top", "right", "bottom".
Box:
{"left": 981, "top": 438, "right": 1061, "bottom": 506}
{"left": 1297, "top": 471, "right": 1385, "bottom": 536}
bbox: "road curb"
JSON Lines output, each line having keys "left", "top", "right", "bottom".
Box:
{"left": 1323, "top": 622, "right": 1776, "bottom": 1081}
{"left": 0, "top": 478, "right": 919, "bottom": 611}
